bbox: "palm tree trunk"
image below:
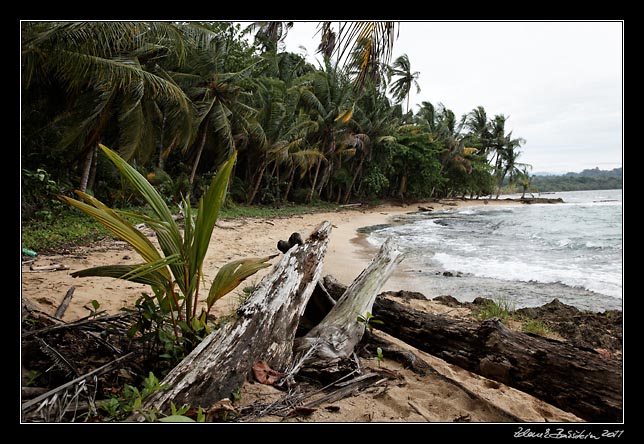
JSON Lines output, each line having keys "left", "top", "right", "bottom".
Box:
{"left": 398, "top": 172, "right": 407, "bottom": 200}
{"left": 86, "top": 145, "right": 99, "bottom": 192}
{"left": 284, "top": 167, "right": 296, "bottom": 202}
{"left": 79, "top": 147, "right": 94, "bottom": 193}
{"left": 189, "top": 126, "right": 208, "bottom": 187}
{"left": 247, "top": 162, "right": 267, "bottom": 205}
{"left": 343, "top": 156, "right": 364, "bottom": 204}
{"left": 307, "top": 158, "right": 322, "bottom": 202}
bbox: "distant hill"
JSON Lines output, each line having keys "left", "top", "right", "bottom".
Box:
{"left": 531, "top": 167, "right": 622, "bottom": 192}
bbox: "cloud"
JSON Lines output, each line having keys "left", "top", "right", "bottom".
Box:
{"left": 283, "top": 21, "right": 623, "bottom": 173}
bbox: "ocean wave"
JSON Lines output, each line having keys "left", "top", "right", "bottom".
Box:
{"left": 432, "top": 252, "right": 622, "bottom": 299}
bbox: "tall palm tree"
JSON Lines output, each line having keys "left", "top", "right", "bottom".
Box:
{"left": 388, "top": 54, "right": 421, "bottom": 114}
{"left": 464, "top": 106, "right": 493, "bottom": 158}
{"left": 488, "top": 114, "right": 527, "bottom": 198}
{"left": 169, "top": 37, "right": 262, "bottom": 189}
{"left": 245, "top": 21, "right": 293, "bottom": 52}
{"left": 323, "top": 21, "right": 399, "bottom": 88}
{"left": 295, "top": 58, "right": 355, "bottom": 202}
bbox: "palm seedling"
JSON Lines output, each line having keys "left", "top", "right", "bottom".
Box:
{"left": 60, "top": 144, "right": 275, "bottom": 354}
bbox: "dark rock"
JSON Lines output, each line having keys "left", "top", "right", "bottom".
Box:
{"left": 515, "top": 299, "right": 622, "bottom": 354}
{"left": 442, "top": 271, "right": 454, "bottom": 277}
{"left": 472, "top": 297, "right": 493, "bottom": 306}
{"left": 432, "top": 295, "right": 463, "bottom": 307}
{"left": 380, "top": 290, "right": 427, "bottom": 302}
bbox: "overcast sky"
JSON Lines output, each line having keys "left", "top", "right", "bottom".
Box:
{"left": 279, "top": 21, "right": 623, "bottom": 174}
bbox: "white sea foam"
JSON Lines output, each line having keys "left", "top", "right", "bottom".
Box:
{"left": 367, "top": 189, "right": 623, "bottom": 310}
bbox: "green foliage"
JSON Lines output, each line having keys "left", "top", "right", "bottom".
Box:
{"left": 376, "top": 347, "right": 384, "bottom": 366}
{"left": 532, "top": 168, "right": 623, "bottom": 192}
{"left": 21, "top": 21, "right": 528, "bottom": 225}
{"left": 21, "top": 168, "right": 71, "bottom": 221}
{"left": 357, "top": 311, "right": 384, "bottom": 333}
{"left": 473, "top": 297, "right": 516, "bottom": 322}
{"left": 84, "top": 299, "right": 102, "bottom": 318}
{"left": 21, "top": 209, "right": 111, "bottom": 253}
{"left": 520, "top": 318, "right": 553, "bottom": 337}
{"left": 60, "top": 145, "right": 273, "bottom": 359}
{"left": 99, "top": 371, "right": 169, "bottom": 422}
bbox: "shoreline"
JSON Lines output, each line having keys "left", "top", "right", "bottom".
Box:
{"left": 20, "top": 196, "right": 570, "bottom": 322}
{"left": 20, "top": 196, "right": 622, "bottom": 423}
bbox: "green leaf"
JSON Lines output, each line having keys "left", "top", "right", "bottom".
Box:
{"left": 206, "top": 255, "right": 276, "bottom": 310}
{"left": 60, "top": 193, "right": 167, "bottom": 279}
{"left": 159, "top": 415, "right": 196, "bottom": 423}
{"left": 71, "top": 264, "right": 169, "bottom": 287}
{"left": 189, "top": 151, "right": 237, "bottom": 281}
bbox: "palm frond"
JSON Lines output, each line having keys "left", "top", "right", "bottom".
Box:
{"left": 206, "top": 255, "right": 276, "bottom": 309}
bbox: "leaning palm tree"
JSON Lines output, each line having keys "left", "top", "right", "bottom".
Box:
{"left": 245, "top": 21, "right": 294, "bottom": 52}
{"left": 295, "top": 58, "right": 356, "bottom": 201}
{"left": 388, "top": 54, "right": 421, "bottom": 114}
{"left": 21, "top": 21, "right": 205, "bottom": 192}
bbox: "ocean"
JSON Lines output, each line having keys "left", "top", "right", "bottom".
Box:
{"left": 364, "top": 189, "right": 623, "bottom": 313}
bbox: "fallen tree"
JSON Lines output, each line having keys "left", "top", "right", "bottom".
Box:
{"left": 371, "top": 296, "right": 623, "bottom": 422}
{"left": 130, "top": 220, "right": 621, "bottom": 423}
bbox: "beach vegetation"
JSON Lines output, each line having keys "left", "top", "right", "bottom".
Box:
{"left": 473, "top": 297, "right": 516, "bottom": 323}
{"left": 59, "top": 144, "right": 274, "bottom": 360}
{"left": 22, "top": 21, "right": 533, "bottom": 230}
{"left": 520, "top": 318, "right": 553, "bottom": 337}
{"left": 357, "top": 311, "right": 384, "bottom": 333}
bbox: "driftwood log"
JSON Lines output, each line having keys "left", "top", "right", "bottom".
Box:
{"left": 371, "top": 296, "right": 623, "bottom": 422}
{"left": 294, "top": 238, "right": 404, "bottom": 367}
{"left": 132, "top": 221, "right": 333, "bottom": 419}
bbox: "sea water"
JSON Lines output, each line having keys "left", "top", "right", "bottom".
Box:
{"left": 365, "top": 189, "right": 623, "bottom": 312}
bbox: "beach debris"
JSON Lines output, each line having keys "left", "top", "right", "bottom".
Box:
{"left": 29, "top": 263, "right": 70, "bottom": 272}
{"left": 54, "top": 286, "right": 76, "bottom": 319}
{"left": 277, "top": 232, "right": 303, "bottom": 254}
{"left": 371, "top": 296, "right": 623, "bottom": 422}
{"left": 418, "top": 206, "right": 434, "bottom": 212}
{"left": 205, "top": 399, "right": 239, "bottom": 422}
{"left": 23, "top": 248, "right": 38, "bottom": 257}
{"left": 252, "top": 360, "right": 286, "bottom": 385}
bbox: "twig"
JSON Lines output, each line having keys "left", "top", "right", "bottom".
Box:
{"left": 37, "top": 337, "right": 79, "bottom": 378}
{"left": 54, "top": 286, "right": 76, "bottom": 319}
{"left": 22, "top": 352, "right": 135, "bottom": 413}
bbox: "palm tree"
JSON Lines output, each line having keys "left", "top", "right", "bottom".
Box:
{"left": 388, "top": 54, "right": 421, "bottom": 114}
{"left": 518, "top": 165, "right": 535, "bottom": 198}
{"left": 22, "top": 21, "right": 203, "bottom": 192}
{"left": 295, "top": 58, "right": 355, "bottom": 202}
{"left": 322, "top": 22, "right": 399, "bottom": 88}
{"left": 464, "top": 106, "right": 493, "bottom": 158}
{"left": 245, "top": 21, "right": 293, "bottom": 52}
{"left": 169, "top": 36, "right": 262, "bottom": 190}
{"left": 488, "top": 114, "right": 527, "bottom": 198}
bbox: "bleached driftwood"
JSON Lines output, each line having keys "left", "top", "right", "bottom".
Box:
{"left": 293, "top": 238, "right": 404, "bottom": 366}
{"left": 131, "top": 221, "right": 333, "bottom": 419}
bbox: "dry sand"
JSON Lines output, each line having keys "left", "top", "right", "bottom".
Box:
{"left": 21, "top": 198, "right": 583, "bottom": 423}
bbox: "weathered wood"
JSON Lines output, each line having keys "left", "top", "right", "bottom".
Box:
{"left": 55, "top": 286, "right": 76, "bottom": 319}
{"left": 372, "top": 296, "right": 623, "bottom": 422}
{"left": 294, "top": 238, "right": 404, "bottom": 365}
{"left": 132, "top": 221, "right": 333, "bottom": 418}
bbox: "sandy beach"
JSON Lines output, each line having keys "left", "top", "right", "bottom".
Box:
{"left": 21, "top": 198, "right": 587, "bottom": 423}
{"left": 21, "top": 198, "right": 520, "bottom": 322}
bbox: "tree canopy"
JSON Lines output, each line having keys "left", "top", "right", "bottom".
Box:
{"left": 21, "top": 21, "right": 532, "bottom": 220}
